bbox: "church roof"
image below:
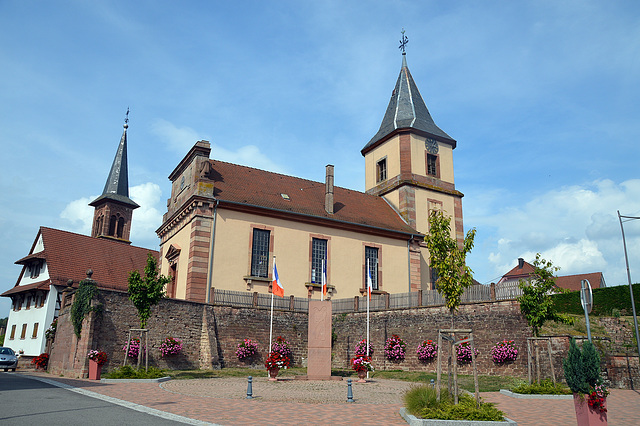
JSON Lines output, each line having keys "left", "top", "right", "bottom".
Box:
{"left": 89, "top": 121, "right": 139, "bottom": 209}
{"left": 1, "top": 227, "right": 156, "bottom": 297}
{"left": 362, "top": 55, "right": 456, "bottom": 155}
{"left": 207, "top": 160, "right": 420, "bottom": 238}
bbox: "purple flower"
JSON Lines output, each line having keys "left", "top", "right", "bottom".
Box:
{"left": 384, "top": 334, "right": 406, "bottom": 361}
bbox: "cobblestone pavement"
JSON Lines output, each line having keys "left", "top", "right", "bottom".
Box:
{"left": 19, "top": 372, "right": 640, "bottom": 425}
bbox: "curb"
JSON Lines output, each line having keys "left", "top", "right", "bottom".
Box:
{"left": 399, "top": 408, "right": 517, "bottom": 425}
{"left": 499, "top": 389, "right": 573, "bottom": 400}
{"left": 100, "top": 376, "right": 172, "bottom": 383}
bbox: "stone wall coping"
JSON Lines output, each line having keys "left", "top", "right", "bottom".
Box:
{"left": 499, "top": 389, "right": 573, "bottom": 400}
{"left": 399, "top": 408, "right": 517, "bottom": 425}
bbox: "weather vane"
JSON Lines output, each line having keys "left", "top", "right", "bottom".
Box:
{"left": 124, "top": 107, "right": 130, "bottom": 125}
{"left": 399, "top": 28, "right": 408, "bottom": 54}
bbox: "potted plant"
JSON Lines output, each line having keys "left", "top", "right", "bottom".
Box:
{"left": 159, "top": 337, "right": 183, "bottom": 357}
{"left": 31, "top": 353, "right": 49, "bottom": 370}
{"left": 235, "top": 338, "right": 259, "bottom": 361}
{"left": 351, "top": 355, "right": 373, "bottom": 382}
{"left": 264, "top": 352, "right": 290, "bottom": 380}
{"left": 384, "top": 334, "right": 406, "bottom": 361}
{"left": 456, "top": 341, "right": 480, "bottom": 364}
{"left": 87, "top": 350, "right": 108, "bottom": 380}
{"left": 491, "top": 339, "right": 518, "bottom": 364}
{"left": 563, "top": 338, "right": 608, "bottom": 425}
{"left": 123, "top": 338, "right": 142, "bottom": 358}
{"left": 354, "top": 338, "right": 373, "bottom": 357}
{"left": 416, "top": 339, "right": 438, "bottom": 362}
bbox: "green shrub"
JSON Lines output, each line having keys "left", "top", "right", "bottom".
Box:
{"left": 103, "top": 365, "right": 167, "bottom": 379}
{"left": 563, "top": 338, "right": 602, "bottom": 394}
{"left": 404, "top": 385, "right": 505, "bottom": 421}
{"left": 511, "top": 379, "right": 571, "bottom": 395}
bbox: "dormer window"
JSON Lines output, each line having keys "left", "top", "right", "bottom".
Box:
{"left": 376, "top": 158, "right": 387, "bottom": 183}
{"left": 29, "top": 260, "right": 42, "bottom": 279}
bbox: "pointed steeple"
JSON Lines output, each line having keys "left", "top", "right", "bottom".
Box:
{"left": 361, "top": 53, "right": 456, "bottom": 155}
{"left": 89, "top": 110, "right": 139, "bottom": 243}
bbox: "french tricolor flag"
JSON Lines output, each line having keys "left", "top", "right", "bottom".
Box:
{"left": 272, "top": 259, "right": 284, "bottom": 297}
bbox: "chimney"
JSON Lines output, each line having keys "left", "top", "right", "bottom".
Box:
{"left": 325, "top": 164, "right": 334, "bottom": 214}
{"left": 518, "top": 258, "right": 524, "bottom": 269}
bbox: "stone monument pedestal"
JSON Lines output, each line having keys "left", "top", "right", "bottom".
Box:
{"left": 295, "top": 300, "right": 342, "bottom": 381}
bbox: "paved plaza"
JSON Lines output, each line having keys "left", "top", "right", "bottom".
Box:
{"left": 17, "top": 372, "right": 640, "bottom": 425}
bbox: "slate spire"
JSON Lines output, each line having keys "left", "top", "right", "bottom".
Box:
{"left": 89, "top": 110, "right": 139, "bottom": 243}
{"left": 361, "top": 53, "right": 456, "bottom": 154}
{"left": 90, "top": 110, "right": 139, "bottom": 209}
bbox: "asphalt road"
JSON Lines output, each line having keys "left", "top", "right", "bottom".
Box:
{"left": 0, "top": 372, "right": 209, "bottom": 425}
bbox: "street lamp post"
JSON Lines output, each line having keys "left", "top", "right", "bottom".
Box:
{"left": 617, "top": 210, "right": 640, "bottom": 360}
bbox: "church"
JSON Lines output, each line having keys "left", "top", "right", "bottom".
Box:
{"left": 156, "top": 51, "right": 465, "bottom": 303}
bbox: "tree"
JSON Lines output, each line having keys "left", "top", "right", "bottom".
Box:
{"left": 517, "top": 253, "right": 572, "bottom": 336}
{"left": 424, "top": 210, "right": 476, "bottom": 326}
{"left": 128, "top": 253, "right": 170, "bottom": 328}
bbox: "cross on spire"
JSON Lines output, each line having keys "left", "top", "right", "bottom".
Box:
{"left": 399, "top": 28, "right": 408, "bottom": 54}
{"left": 124, "top": 107, "right": 130, "bottom": 128}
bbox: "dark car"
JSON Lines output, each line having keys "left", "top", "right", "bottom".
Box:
{"left": 0, "top": 347, "right": 18, "bottom": 371}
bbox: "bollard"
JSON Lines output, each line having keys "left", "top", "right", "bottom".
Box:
{"left": 430, "top": 379, "right": 435, "bottom": 388}
{"left": 346, "top": 379, "right": 354, "bottom": 403}
{"left": 246, "top": 376, "right": 253, "bottom": 399}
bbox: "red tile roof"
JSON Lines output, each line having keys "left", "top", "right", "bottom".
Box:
{"left": 555, "top": 272, "right": 605, "bottom": 291}
{"left": 1, "top": 227, "right": 157, "bottom": 297}
{"left": 498, "top": 259, "right": 605, "bottom": 292}
{"left": 209, "top": 160, "right": 418, "bottom": 237}
{"left": 1, "top": 280, "right": 50, "bottom": 296}
{"left": 498, "top": 260, "right": 536, "bottom": 283}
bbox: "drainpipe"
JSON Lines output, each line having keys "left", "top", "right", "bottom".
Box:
{"left": 407, "top": 238, "right": 412, "bottom": 293}
{"left": 206, "top": 199, "right": 219, "bottom": 304}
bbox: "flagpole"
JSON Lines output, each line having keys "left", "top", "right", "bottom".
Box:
{"left": 367, "top": 258, "right": 371, "bottom": 379}
{"left": 321, "top": 259, "right": 325, "bottom": 301}
{"left": 269, "top": 256, "right": 275, "bottom": 360}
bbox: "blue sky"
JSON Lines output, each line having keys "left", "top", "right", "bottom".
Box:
{"left": 2, "top": 1, "right": 640, "bottom": 316}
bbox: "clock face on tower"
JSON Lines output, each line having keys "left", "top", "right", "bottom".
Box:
{"left": 425, "top": 138, "right": 439, "bottom": 154}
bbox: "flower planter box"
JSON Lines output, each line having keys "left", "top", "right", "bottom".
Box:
{"left": 573, "top": 393, "right": 607, "bottom": 426}
{"left": 88, "top": 359, "right": 102, "bottom": 380}
{"left": 399, "top": 408, "right": 517, "bottom": 425}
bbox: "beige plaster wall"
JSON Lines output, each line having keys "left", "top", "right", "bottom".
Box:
{"left": 414, "top": 190, "right": 456, "bottom": 236}
{"left": 409, "top": 134, "right": 455, "bottom": 184}
{"left": 208, "top": 209, "right": 411, "bottom": 299}
{"left": 159, "top": 221, "right": 193, "bottom": 300}
{"left": 364, "top": 136, "right": 400, "bottom": 190}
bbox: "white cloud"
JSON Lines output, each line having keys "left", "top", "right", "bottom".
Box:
{"left": 59, "top": 183, "right": 163, "bottom": 250}
{"left": 151, "top": 118, "right": 286, "bottom": 174}
{"left": 130, "top": 182, "right": 163, "bottom": 249}
{"left": 151, "top": 119, "right": 205, "bottom": 154}
{"left": 468, "top": 179, "right": 640, "bottom": 286}
{"left": 59, "top": 197, "right": 94, "bottom": 234}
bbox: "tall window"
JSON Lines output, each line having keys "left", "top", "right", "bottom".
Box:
{"left": 32, "top": 323, "right": 39, "bottom": 338}
{"left": 251, "top": 229, "right": 270, "bottom": 278}
{"left": 311, "top": 238, "right": 327, "bottom": 283}
{"left": 376, "top": 158, "right": 387, "bottom": 183}
{"left": 108, "top": 215, "right": 117, "bottom": 236}
{"left": 430, "top": 267, "right": 439, "bottom": 290}
{"left": 9, "top": 325, "right": 16, "bottom": 339}
{"left": 365, "top": 246, "right": 379, "bottom": 290}
{"left": 20, "top": 324, "right": 27, "bottom": 339}
{"left": 117, "top": 217, "right": 125, "bottom": 238}
{"left": 427, "top": 154, "right": 437, "bottom": 176}
{"left": 25, "top": 296, "right": 31, "bottom": 310}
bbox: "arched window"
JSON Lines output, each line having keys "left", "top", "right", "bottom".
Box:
{"left": 117, "top": 217, "right": 125, "bottom": 238}
{"left": 108, "top": 215, "right": 117, "bottom": 236}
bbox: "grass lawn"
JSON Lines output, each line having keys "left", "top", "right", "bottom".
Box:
{"left": 165, "top": 367, "right": 520, "bottom": 392}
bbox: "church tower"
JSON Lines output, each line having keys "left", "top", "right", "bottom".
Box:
{"left": 89, "top": 111, "right": 139, "bottom": 244}
{"left": 362, "top": 43, "right": 464, "bottom": 290}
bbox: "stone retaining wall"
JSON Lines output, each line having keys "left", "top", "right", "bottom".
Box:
{"left": 46, "top": 289, "right": 639, "bottom": 388}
